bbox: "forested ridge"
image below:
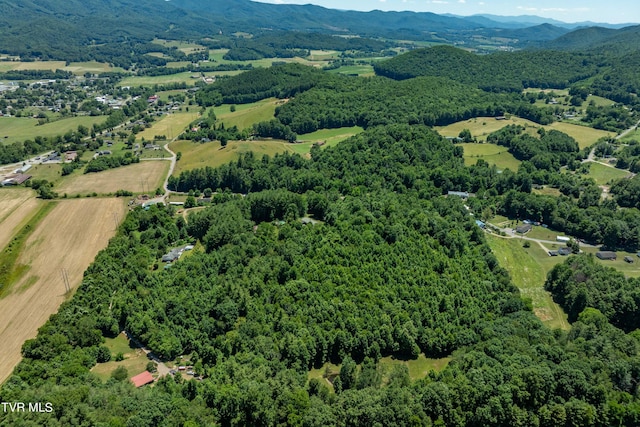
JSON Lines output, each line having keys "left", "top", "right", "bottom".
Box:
{"left": 3, "top": 125, "right": 640, "bottom": 426}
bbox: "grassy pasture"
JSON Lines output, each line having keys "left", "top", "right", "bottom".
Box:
{"left": 118, "top": 72, "right": 200, "bottom": 87}
{"left": 0, "top": 198, "right": 126, "bottom": 383}
{"left": 171, "top": 139, "right": 294, "bottom": 174}
{"left": 437, "top": 116, "right": 613, "bottom": 150}
{"left": 211, "top": 98, "right": 280, "bottom": 130}
{"left": 28, "top": 163, "right": 64, "bottom": 183}
{"left": 55, "top": 161, "right": 169, "bottom": 196}
{"left": 92, "top": 335, "right": 150, "bottom": 382}
{"left": 436, "top": 116, "right": 541, "bottom": 142}
{"left": 136, "top": 112, "right": 200, "bottom": 141}
{"left": 548, "top": 122, "right": 613, "bottom": 149}
{"left": 152, "top": 39, "right": 207, "bottom": 55}
{"left": 0, "top": 61, "right": 122, "bottom": 75}
{"left": 307, "top": 50, "right": 340, "bottom": 60}
{"left": 327, "top": 64, "right": 375, "bottom": 77}
{"left": 586, "top": 162, "right": 631, "bottom": 185}
{"left": 459, "top": 143, "right": 521, "bottom": 171}
{"left": 298, "top": 126, "right": 364, "bottom": 144}
{"left": 486, "top": 234, "right": 569, "bottom": 330}
{"left": 0, "top": 116, "right": 107, "bottom": 145}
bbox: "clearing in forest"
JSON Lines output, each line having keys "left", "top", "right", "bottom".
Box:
{"left": 436, "top": 116, "right": 613, "bottom": 149}
{"left": 210, "top": 98, "right": 280, "bottom": 130}
{"left": 459, "top": 142, "right": 521, "bottom": 171}
{"left": 0, "top": 197, "right": 127, "bottom": 384}
{"left": 170, "top": 139, "right": 295, "bottom": 174}
{"left": 586, "top": 162, "right": 631, "bottom": 185}
{"left": 486, "top": 234, "right": 570, "bottom": 330}
{"left": 56, "top": 161, "right": 169, "bottom": 196}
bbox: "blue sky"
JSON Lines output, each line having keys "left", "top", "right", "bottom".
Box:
{"left": 253, "top": 0, "right": 639, "bottom": 24}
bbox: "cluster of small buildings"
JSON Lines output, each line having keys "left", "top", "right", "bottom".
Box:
{"left": 1, "top": 164, "right": 32, "bottom": 186}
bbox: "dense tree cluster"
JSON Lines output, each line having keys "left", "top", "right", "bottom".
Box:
{"left": 196, "top": 63, "right": 327, "bottom": 106}
{"left": 546, "top": 255, "right": 640, "bottom": 331}
{"left": 486, "top": 125, "right": 581, "bottom": 170}
{"left": 373, "top": 45, "right": 599, "bottom": 93}
{"left": 84, "top": 152, "right": 140, "bottom": 173}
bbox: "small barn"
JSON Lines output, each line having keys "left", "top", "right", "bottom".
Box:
{"left": 130, "top": 371, "right": 154, "bottom": 388}
{"left": 624, "top": 256, "right": 634, "bottom": 263}
{"left": 516, "top": 224, "right": 532, "bottom": 234}
{"left": 596, "top": 251, "right": 617, "bottom": 260}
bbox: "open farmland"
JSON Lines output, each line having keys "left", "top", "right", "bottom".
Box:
{"left": 0, "top": 116, "right": 107, "bottom": 145}
{"left": 136, "top": 111, "right": 199, "bottom": 141}
{"left": 459, "top": 142, "right": 521, "bottom": 171}
{"left": 0, "top": 61, "right": 122, "bottom": 74}
{"left": 0, "top": 197, "right": 127, "bottom": 383}
{"left": 211, "top": 99, "right": 280, "bottom": 130}
{"left": 548, "top": 122, "right": 613, "bottom": 149}
{"left": 0, "top": 189, "right": 41, "bottom": 251}
{"left": 436, "top": 116, "right": 613, "bottom": 149}
{"left": 56, "top": 161, "right": 169, "bottom": 196}
{"left": 171, "top": 139, "right": 294, "bottom": 174}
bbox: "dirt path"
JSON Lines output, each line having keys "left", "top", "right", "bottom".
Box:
{"left": 123, "top": 331, "right": 172, "bottom": 377}
{"left": 0, "top": 198, "right": 126, "bottom": 384}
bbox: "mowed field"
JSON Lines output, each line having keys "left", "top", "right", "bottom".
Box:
{"left": 56, "top": 161, "right": 169, "bottom": 195}
{"left": 0, "top": 116, "right": 107, "bottom": 145}
{"left": 0, "top": 197, "right": 127, "bottom": 383}
{"left": 0, "top": 61, "right": 123, "bottom": 74}
{"left": 486, "top": 234, "right": 570, "bottom": 330}
{"left": 171, "top": 139, "right": 294, "bottom": 174}
{"left": 587, "top": 162, "right": 632, "bottom": 185}
{"left": 459, "top": 142, "right": 521, "bottom": 171}
{"left": 436, "top": 116, "right": 613, "bottom": 149}
{"left": 136, "top": 111, "right": 200, "bottom": 141}
{"left": 211, "top": 99, "right": 280, "bottom": 130}
{"left": 0, "top": 189, "right": 41, "bottom": 251}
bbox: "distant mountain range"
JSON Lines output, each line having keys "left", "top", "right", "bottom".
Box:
{"left": 449, "top": 14, "right": 636, "bottom": 30}
{"left": 0, "top": 0, "right": 638, "bottom": 59}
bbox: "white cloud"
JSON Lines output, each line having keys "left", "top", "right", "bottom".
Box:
{"left": 458, "top": 0, "right": 465, "bottom": 3}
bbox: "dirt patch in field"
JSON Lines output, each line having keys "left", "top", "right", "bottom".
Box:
{"left": 534, "top": 308, "right": 553, "bottom": 322}
{"left": 0, "top": 198, "right": 126, "bottom": 384}
{"left": 0, "top": 189, "right": 40, "bottom": 250}
{"left": 56, "top": 161, "right": 169, "bottom": 195}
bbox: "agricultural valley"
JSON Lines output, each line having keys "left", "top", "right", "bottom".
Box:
{"left": 2, "top": 0, "right": 640, "bottom": 425}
